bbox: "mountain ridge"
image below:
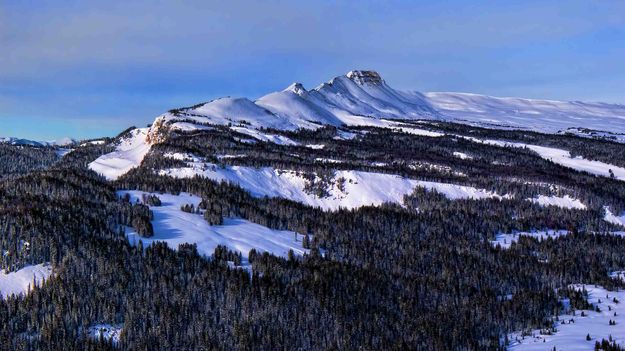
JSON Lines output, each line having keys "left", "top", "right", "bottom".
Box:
{"left": 150, "top": 70, "right": 625, "bottom": 142}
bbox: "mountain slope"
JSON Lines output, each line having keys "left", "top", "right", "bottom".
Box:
{"left": 426, "top": 91, "right": 625, "bottom": 138}
{"left": 143, "top": 70, "right": 625, "bottom": 142}
{"left": 9, "top": 70, "right": 625, "bottom": 350}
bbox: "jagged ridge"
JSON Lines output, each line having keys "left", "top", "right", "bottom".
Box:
{"left": 149, "top": 70, "right": 625, "bottom": 142}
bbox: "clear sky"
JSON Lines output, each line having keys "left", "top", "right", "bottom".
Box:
{"left": 2, "top": 0, "right": 625, "bottom": 140}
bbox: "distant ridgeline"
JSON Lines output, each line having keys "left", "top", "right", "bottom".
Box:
{"left": 1, "top": 71, "right": 625, "bottom": 350}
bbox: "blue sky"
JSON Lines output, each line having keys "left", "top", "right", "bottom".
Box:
{"left": 2, "top": 0, "right": 625, "bottom": 140}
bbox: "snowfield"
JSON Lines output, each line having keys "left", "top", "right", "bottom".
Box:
{"left": 426, "top": 92, "right": 625, "bottom": 142}
{"left": 610, "top": 272, "right": 625, "bottom": 282}
{"left": 508, "top": 284, "right": 625, "bottom": 350}
{"left": 120, "top": 191, "right": 309, "bottom": 263}
{"left": 604, "top": 207, "right": 625, "bottom": 228}
{"left": 529, "top": 195, "right": 586, "bottom": 210}
{"left": 86, "top": 71, "right": 625, "bottom": 186}
{"left": 89, "top": 128, "right": 151, "bottom": 180}
{"left": 0, "top": 263, "right": 52, "bottom": 299}
{"left": 230, "top": 126, "right": 299, "bottom": 145}
{"left": 491, "top": 230, "right": 569, "bottom": 249}
{"left": 524, "top": 144, "right": 625, "bottom": 181}
{"left": 158, "top": 155, "right": 504, "bottom": 210}
{"left": 463, "top": 136, "right": 625, "bottom": 182}
{"left": 453, "top": 151, "right": 472, "bottom": 160}
{"left": 145, "top": 70, "right": 625, "bottom": 144}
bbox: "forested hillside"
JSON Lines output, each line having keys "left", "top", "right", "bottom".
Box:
{"left": 3, "top": 75, "right": 625, "bottom": 350}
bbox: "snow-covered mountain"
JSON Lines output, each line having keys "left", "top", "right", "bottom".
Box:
{"left": 88, "top": 69, "right": 625, "bottom": 184}
{"left": 0, "top": 136, "right": 77, "bottom": 147}
{"left": 149, "top": 69, "right": 625, "bottom": 140}
{"left": 425, "top": 91, "right": 625, "bottom": 138}
{"left": 0, "top": 137, "right": 47, "bottom": 146}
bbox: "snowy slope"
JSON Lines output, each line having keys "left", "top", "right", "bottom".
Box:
{"left": 463, "top": 136, "right": 625, "bottom": 181}
{"left": 145, "top": 70, "right": 625, "bottom": 142}
{"left": 529, "top": 195, "right": 586, "bottom": 210}
{"left": 158, "top": 154, "right": 504, "bottom": 210}
{"left": 0, "top": 136, "right": 76, "bottom": 147}
{"left": 0, "top": 137, "right": 46, "bottom": 146}
{"left": 89, "top": 128, "right": 151, "bottom": 180}
{"left": 426, "top": 92, "right": 625, "bottom": 140}
{"left": 604, "top": 207, "right": 625, "bottom": 227}
{"left": 120, "top": 191, "right": 309, "bottom": 262}
{"left": 149, "top": 70, "right": 441, "bottom": 135}
{"left": 86, "top": 70, "right": 625, "bottom": 187}
{"left": 0, "top": 264, "right": 52, "bottom": 299}
{"left": 509, "top": 284, "right": 625, "bottom": 350}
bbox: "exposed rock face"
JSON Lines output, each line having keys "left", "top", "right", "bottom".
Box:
{"left": 145, "top": 116, "right": 170, "bottom": 145}
{"left": 346, "top": 70, "right": 384, "bottom": 86}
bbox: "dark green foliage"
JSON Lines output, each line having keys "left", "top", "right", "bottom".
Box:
{"left": 142, "top": 194, "right": 161, "bottom": 206}
{"left": 2, "top": 121, "right": 625, "bottom": 350}
{"left": 0, "top": 145, "right": 59, "bottom": 179}
{"left": 595, "top": 338, "right": 625, "bottom": 350}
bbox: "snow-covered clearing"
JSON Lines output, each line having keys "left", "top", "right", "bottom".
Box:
{"left": 0, "top": 263, "right": 52, "bottom": 299}
{"left": 80, "top": 139, "right": 105, "bottom": 146}
{"left": 158, "top": 155, "right": 504, "bottom": 210}
{"left": 391, "top": 124, "right": 445, "bottom": 137}
{"left": 230, "top": 126, "right": 299, "bottom": 145}
{"left": 89, "top": 128, "right": 151, "bottom": 180}
{"left": 453, "top": 151, "right": 472, "bottom": 160}
{"left": 610, "top": 272, "right": 625, "bottom": 282}
{"left": 491, "top": 230, "right": 569, "bottom": 249}
{"left": 529, "top": 195, "right": 586, "bottom": 210}
{"left": 87, "top": 324, "right": 123, "bottom": 344}
{"left": 170, "top": 121, "right": 212, "bottom": 132}
{"left": 604, "top": 207, "right": 625, "bottom": 228}
{"left": 464, "top": 136, "right": 625, "bottom": 181}
{"left": 524, "top": 144, "right": 625, "bottom": 181}
{"left": 120, "top": 191, "right": 309, "bottom": 263}
{"left": 508, "top": 284, "right": 625, "bottom": 350}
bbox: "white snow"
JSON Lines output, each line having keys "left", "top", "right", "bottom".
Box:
{"left": 305, "top": 144, "right": 325, "bottom": 149}
{"left": 393, "top": 125, "right": 445, "bottom": 137}
{"left": 508, "top": 284, "right": 625, "bottom": 350}
{"left": 464, "top": 137, "right": 625, "bottom": 181}
{"left": 524, "top": 144, "right": 625, "bottom": 181}
{"left": 144, "top": 71, "right": 625, "bottom": 148}
{"left": 87, "top": 70, "right": 625, "bottom": 185}
{"left": 158, "top": 159, "right": 504, "bottom": 210}
{"left": 120, "top": 191, "right": 309, "bottom": 262}
{"left": 89, "top": 128, "right": 151, "bottom": 180}
{"left": 604, "top": 207, "right": 625, "bottom": 228}
{"left": 87, "top": 324, "right": 123, "bottom": 344}
{"left": 426, "top": 92, "right": 625, "bottom": 141}
{"left": 491, "top": 230, "right": 569, "bottom": 249}
{"left": 80, "top": 140, "right": 106, "bottom": 146}
{"left": 529, "top": 195, "right": 586, "bottom": 210}
{"left": 230, "top": 126, "right": 299, "bottom": 145}
{"left": 453, "top": 151, "right": 472, "bottom": 160}
{"left": 610, "top": 272, "right": 625, "bottom": 282}
{"left": 0, "top": 263, "right": 52, "bottom": 299}
{"left": 170, "top": 121, "right": 212, "bottom": 132}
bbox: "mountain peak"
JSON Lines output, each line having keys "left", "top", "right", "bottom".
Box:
{"left": 284, "top": 82, "right": 307, "bottom": 96}
{"left": 346, "top": 70, "right": 384, "bottom": 86}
